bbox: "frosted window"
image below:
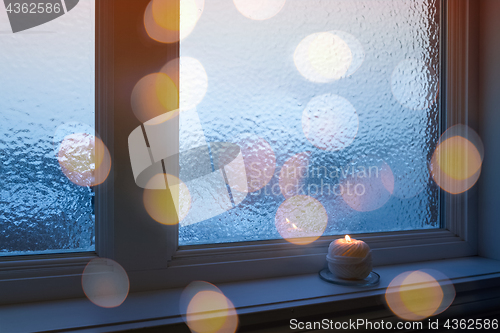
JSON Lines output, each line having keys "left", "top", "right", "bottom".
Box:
{"left": 178, "top": 0, "right": 441, "bottom": 245}
{"left": 0, "top": 1, "right": 95, "bottom": 255}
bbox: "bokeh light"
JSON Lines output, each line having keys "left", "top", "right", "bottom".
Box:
{"left": 161, "top": 57, "right": 208, "bottom": 112}
{"left": 279, "top": 152, "right": 310, "bottom": 199}
{"left": 58, "top": 133, "right": 111, "bottom": 187}
{"left": 399, "top": 271, "right": 442, "bottom": 319}
{"left": 308, "top": 33, "right": 351, "bottom": 80}
{"left": 436, "top": 137, "right": 480, "bottom": 180}
{"left": 430, "top": 124, "right": 484, "bottom": 194}
{"left": 391, "top": 58, "right": 439, "bottom": 110}
{"left": 143, "top": 173, "right": 191, "bottom": 225}
{"left": 181, "top": 281, "right": 238, "bottom": 333}
{"left": 302, "top": 93, "right": 359, "bottom": 151}
{"left": 144, "top": 0, "right": 178, "bottom": 43}
{"left": 294, "top": 31, "right": 363, "bottom": 83}
{"left": 144, "top": 0, "right": 204, "bottom": 43}
{"left": 53, "top": 122, "right": 94, "bottom": 152}
{"left": 385, "top": 270, "right": 455, "bottom": 321}
{"left": 275, "top": 195, "right": 328, "bottom": 245}
{"left": 236, "top": 135, "right": 276, "bottom": 193}
{"left": 341, "top": 156, "right": 394, "bottom": 212}
{"left": 82, "top": 258, "right": 130, "bottom": 308}
{"left": 233, "top": 0, "right": 286, "bottom": 20}
{"left": 421, "top": 269, "right": 456, "bottom": 316}
{"left": 131, "top": 73, "right": 179, "bottom": 124}
{"left": 335, "top": 31, "right": 365, "bottom": 77}
{"left": 151, "top": 0, "right": 179, "bottom": 31}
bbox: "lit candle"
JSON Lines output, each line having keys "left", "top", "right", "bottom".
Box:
{"left": 326, "top": 235, "right": 372, "bottom": 280}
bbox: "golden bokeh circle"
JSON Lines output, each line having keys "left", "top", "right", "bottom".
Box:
{"left": 143, "top": 173, "right": 191, "bottom": 225}
{"left": 181, "top": 281, "right": 238, "bottom": 333}
{"left": 145, "top": 0, "right": 204, "bottom": 43}
{"left": 430, "top": 125, "right": 484, "bottom": 194}
{"left": 275, "top": 195, "right": 328, "bottom": 245}
{"left": 385, "top": 270, "right": 455, "bottom": 321}
{"left": 131, "top": 73, "right": 179, "bottom": 124}
{"left": 81, "top": 258, "right": 130, "bottom": 308}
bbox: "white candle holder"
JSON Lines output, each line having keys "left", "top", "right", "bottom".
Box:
{"left": 319, "top": 235, "right": 379, "bottom": 286}
{"left": 326, "top": 251, "right": 372, "bottom": 280}
{"left": 319, "top": 268, "right": 380, "bottom": 286}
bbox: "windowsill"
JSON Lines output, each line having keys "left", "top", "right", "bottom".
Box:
{"left": 1, "top": 256, "right": 500, "bottom": 332}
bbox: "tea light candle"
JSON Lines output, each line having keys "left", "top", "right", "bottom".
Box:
{"left": 326, "top": 235, "right": 372, "bottom": 280}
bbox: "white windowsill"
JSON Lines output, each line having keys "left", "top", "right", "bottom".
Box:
{"left": 1, "top": 256, "right": 500, "bottom": 333}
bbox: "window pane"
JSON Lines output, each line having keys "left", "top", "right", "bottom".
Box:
{"left": 0, "top": 1, "right": 96, "bottom": 255}
{"left": 177, "top": 0, "right": 440, "bottom": 245}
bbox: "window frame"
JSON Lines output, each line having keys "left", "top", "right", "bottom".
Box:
{"left": 0, "top": 0, "right": 109, "bottom": 305}
{"left": 0, "top": 0, "right": 480, "bottom": 305}
{"left": 111, "top": 0, "right": 479, "bottom": 292}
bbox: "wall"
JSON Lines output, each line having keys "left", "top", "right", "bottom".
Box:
{"left": 478, "top": 0, "right": 500, "bottom": 260}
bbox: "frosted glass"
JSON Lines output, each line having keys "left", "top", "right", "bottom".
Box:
{"left": 0, "top": 1, "right": 95, "bottom": 255}
{"left": 178, "top": 0, "right": 441, "bottom": 245}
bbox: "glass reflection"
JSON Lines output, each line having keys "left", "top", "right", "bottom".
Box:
{"left": 173, "top": 0, "right": 441, "bottom": 245}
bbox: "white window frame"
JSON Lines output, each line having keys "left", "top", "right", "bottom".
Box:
{"left": 0, "top": 0, "right": 111, "bottom": 305}
{"left": 0, "top": 0, "right": 482, "bottom": 305}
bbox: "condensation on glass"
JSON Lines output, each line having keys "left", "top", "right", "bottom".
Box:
{"left": 178, "top": 0, "right": 441, "bottom": 245}
{"left": 0, "top": 1, "right": 95, "bottom": 255}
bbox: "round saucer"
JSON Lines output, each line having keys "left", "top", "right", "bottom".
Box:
{"left": 319, "top": 268, "right": 380, "bottom": 287}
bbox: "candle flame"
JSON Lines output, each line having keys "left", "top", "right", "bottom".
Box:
{"left": 345, "top": 235, "right": 351, "bottom": 242}
{"left": 286, "top": 218, "right": 299, "bottom": 230}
